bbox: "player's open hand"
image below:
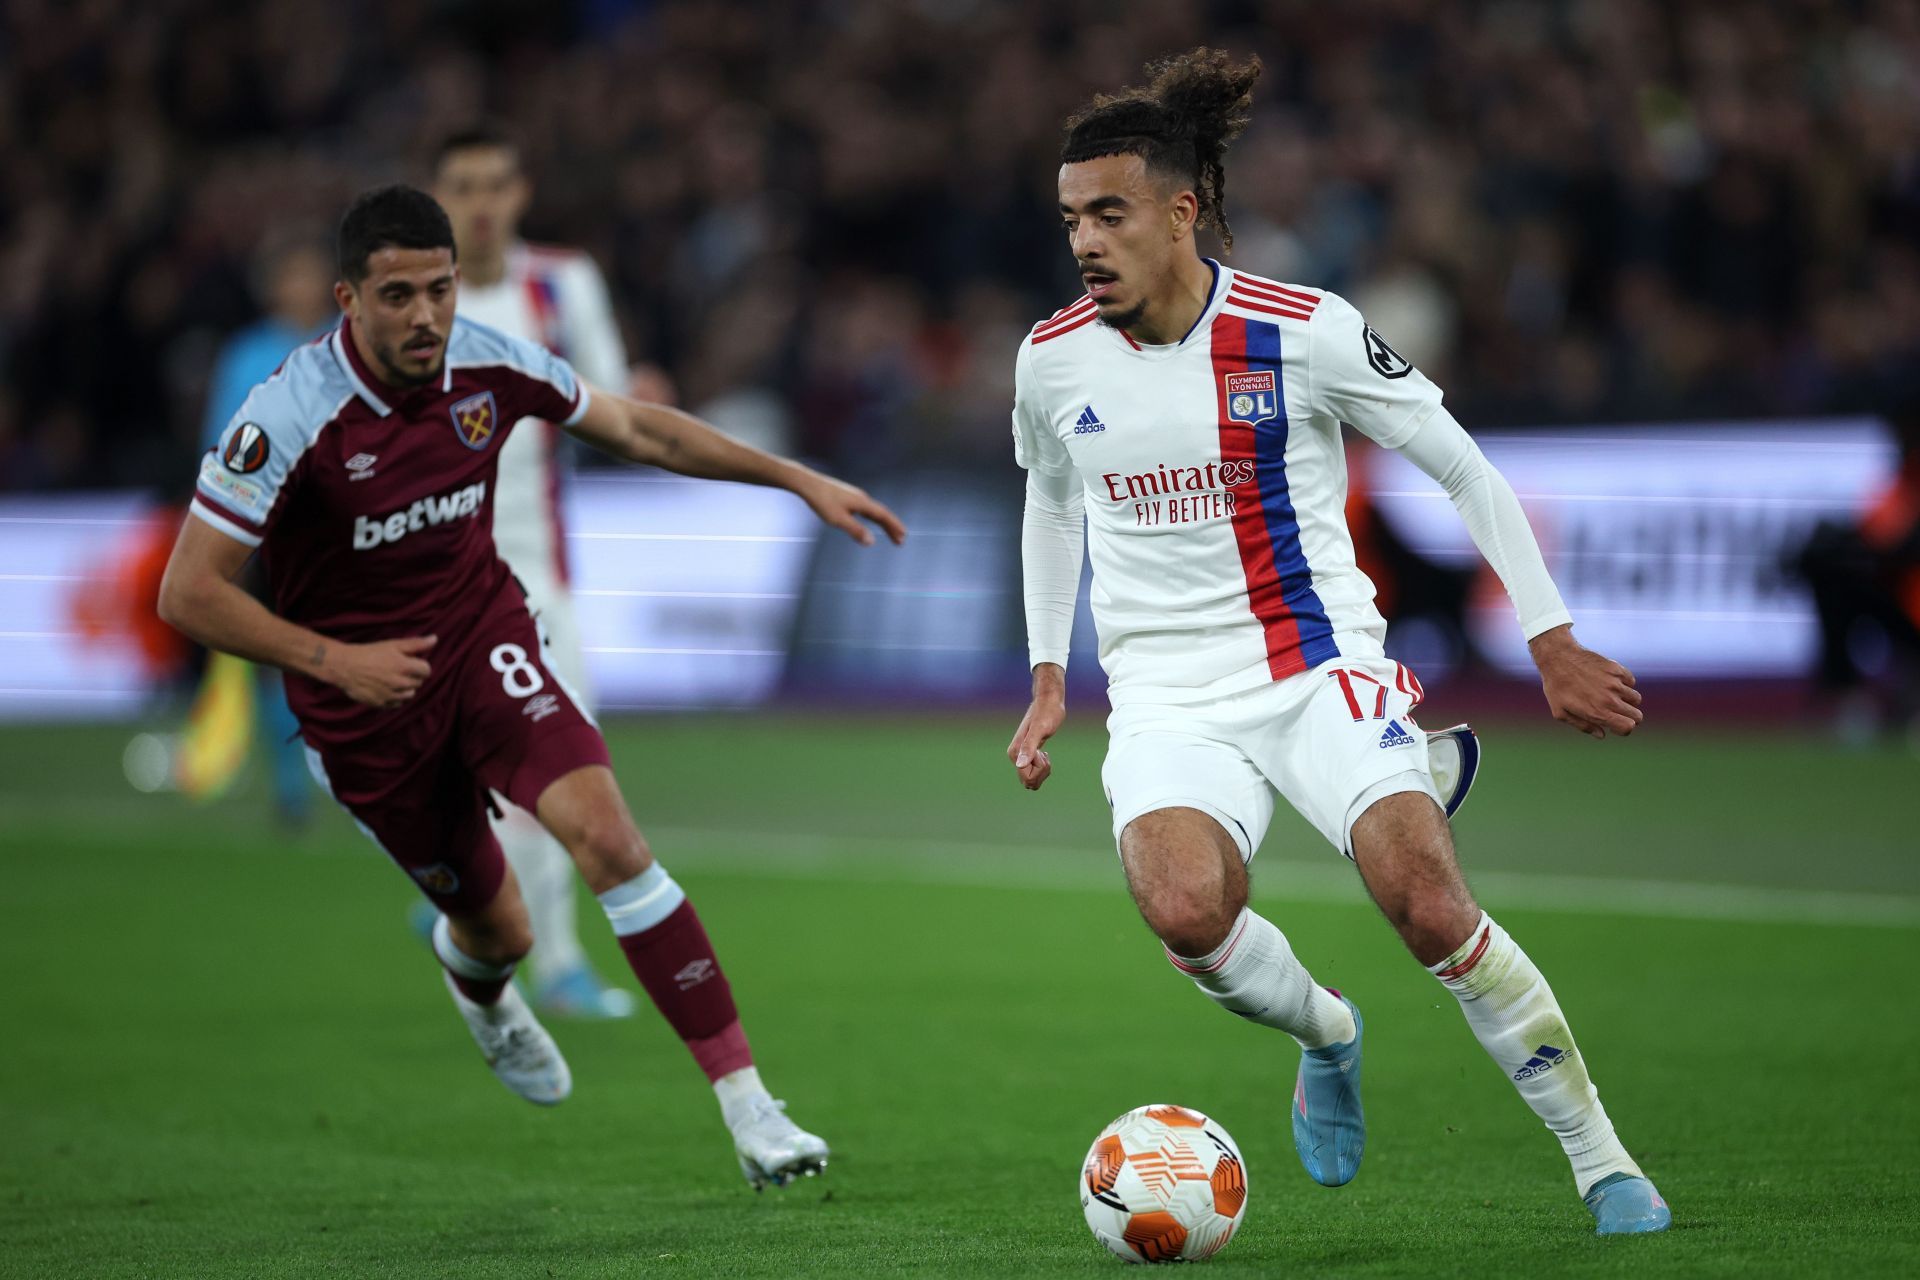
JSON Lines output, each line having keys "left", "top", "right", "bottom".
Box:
{"left": 795, "top": 473, "right": 907, "bottom": 547}
{"left": 1008, "top": 665, "right": 1067, "bottom": 790}
{"left": 1529, "top": 625, "right": 1642, "bottom": 739}
{"left": 328, "top": 635, "right": 438, "bottom": 708}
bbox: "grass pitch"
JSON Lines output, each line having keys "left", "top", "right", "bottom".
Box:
{"left": 3, "top": 712, "right": 1917, "bottom": 1277}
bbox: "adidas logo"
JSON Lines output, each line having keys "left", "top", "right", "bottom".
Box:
{"left": 1513, "top": 1043, "right": 1569, "bottom": 1081}
{"left": 1377, "top": 720, "right": 1416, "bottom": 749}
{"left": 1073, "top": 405, "right": 1106, "bottom": 435}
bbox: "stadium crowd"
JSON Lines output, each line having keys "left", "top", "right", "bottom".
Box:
{"left": 4, "top": 0, "right": 1920, "bottom": 490}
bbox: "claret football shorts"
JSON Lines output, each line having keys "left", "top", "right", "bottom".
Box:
{"left": 304, "top": 603, "right": 609, "bottom": 912}
{"left": 1101, "top": 650, "right": 1440, "bottom": 861}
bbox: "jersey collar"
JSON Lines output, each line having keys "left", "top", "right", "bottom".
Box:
{"left": 1112, "top": 258, "right": 1227, "bottom": 358}
{"left": 331, "top": 316, "right": 458, "bottom": 412}
{"left": 331, "top": 318, "right": 393, "bottom": 417}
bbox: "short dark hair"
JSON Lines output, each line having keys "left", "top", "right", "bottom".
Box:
{"left": 336, "top": 184, "right": 456, "bottom": 283}
{"left": 433, "top": 121, "right": 519, "bottom": 174}
{"left": 1061, "top": 48, "right": 1261, "bottom": 252}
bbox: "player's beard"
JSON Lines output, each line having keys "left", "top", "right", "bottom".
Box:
{"left": 1096, "top": 297, "right": 1149, "bottom": 334}
{"left": 376, "top": 335, "right": 446, "bottom": 387}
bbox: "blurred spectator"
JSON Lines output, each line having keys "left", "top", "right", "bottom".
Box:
{"left": 199, "top": 227, "right": 335, "bottom": 452}
{"left": 1793, "top": 410, "right": 1920, "bottom": 739}
{"left": 5, "top": 0, "right": 1920, "bottom": 490}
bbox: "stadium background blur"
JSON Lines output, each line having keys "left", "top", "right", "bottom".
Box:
{"left": 4, "top": 3, "right": 1918, "bottom": 1277}
{"left": 8, "top": 0, "right": 1920, "bottom": 487}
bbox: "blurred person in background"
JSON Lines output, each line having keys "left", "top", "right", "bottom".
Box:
{"left": 1795, "top": 409, "right": 1920, "bottom": 741}
{"left": 430, "top": 123, "right": 635, "bottom": 1019}
{"left": 121, "top": 230, "right": 337, "bottom": 820}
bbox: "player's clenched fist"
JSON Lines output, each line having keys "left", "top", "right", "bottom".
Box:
{"left": 1529, "top": 625, "right": 1642, "bottom": 740}
{"left": 325, "top": 635, "right": 439, "bottom": 708}
{"left": 1008, "top": 663, "right": 1068, "bottom": 790}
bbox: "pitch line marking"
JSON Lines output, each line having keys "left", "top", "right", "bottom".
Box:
{"left": 642, "top": 826, "right": 1920, "bottom": 929}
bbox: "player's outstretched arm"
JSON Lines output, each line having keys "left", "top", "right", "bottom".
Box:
{"left": 158, "top": 517, "right": 439, "bottom": 708}
{"left": 566, "top": 389, "right": 906, "bottom": 546}
{"left": 1390, "top": 409, "right": 1643, "bottom": 739}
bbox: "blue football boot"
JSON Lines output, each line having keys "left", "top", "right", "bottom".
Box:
{"left": 1292, "top": 992, "right": 1365, "bottom": 1186}
{"left": 1425, "top": 724, "right": 1481, "bottom": 819}
{"left": 408, "top": 901, "right": 439, "bottom": 946}
{"left": 1584, "top": 1171, "right": 1672, "bottom": 1235}
{"left": 535, "top": 964, "right": 637, "bottom": 1019}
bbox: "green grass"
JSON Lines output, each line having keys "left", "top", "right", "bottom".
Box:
{"left": 3, "top": 715, "right": 1918, "bottom": 1277}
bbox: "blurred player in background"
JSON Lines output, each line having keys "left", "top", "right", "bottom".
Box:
{"left": 160, "top": 186, "right": 905, "bottom": 1187}
{"left": 1794, "top": 408, "right": 1920, "bottom": 738}
{"left": 431, "top": 124, "right": 633, "bottom": 1017}
{"left": 1006, "top": 50, "right": 1669, "bottom": 1235}
{"left": 124, "top": 230, "right": 337, "bottom": 819}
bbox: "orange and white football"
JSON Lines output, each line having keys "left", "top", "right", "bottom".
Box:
{"left": 1079, "top": 1104, "right": 1249, "bottom": 1264}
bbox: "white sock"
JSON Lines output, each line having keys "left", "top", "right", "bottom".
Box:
{"left": 713, "top": 1064, "right": 770, "bottom": 1129}
{"left": 1168, "top": 908, "right": 1356, "bottom": 1051}
{"left": 493, "top": 803, "right": 586, "bottom": 982}
{"left": 431, "top": 913, "right": 517, "bottom": 1006}
{"left": 1429, "top": 912, "right": 1642, "bottom": 1193}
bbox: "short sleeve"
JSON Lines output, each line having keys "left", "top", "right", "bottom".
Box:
{"left": 497, "top": 331, "right": 591, "bottom": 428}
{"left": 190, "top": 395, "right": 307, "bottom": 548}
{"left": 1011, "top": 338, "right": 1072, "bottom": 476}
{"left": 1307, "top": 292, "right": 1444, "bottom": 449}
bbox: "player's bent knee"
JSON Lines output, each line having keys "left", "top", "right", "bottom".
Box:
{"left": 1140, "top": 886, "right": 1238, "bottom": 957}
{"left": 567, "top": 815, "right": 650, "bottom": 890}
{"left": 448, "top": 901, "right": 535, "bottom": 967}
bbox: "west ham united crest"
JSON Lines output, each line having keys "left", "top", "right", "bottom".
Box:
{"left": 450, "top": 391, "right": 497, "bottom": 450}
{"left": 1223, "top": 370, "right": 1279, "bottom": 426}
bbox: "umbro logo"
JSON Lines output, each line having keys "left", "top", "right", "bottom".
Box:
{"left": 345, "top": 453, "right": 378, "bottom": 480}
{"left": 673, "top": 958, "right": 715, "bottom": 990}
{"left": 1073, "top": 405, "right": 1106, "bottom": 435}
{"left": 522, "top": 693, "right": 560, "bottom": 723}
{"left": 1378, "top": 720, "right": 1416, "bottom": 749}
{"left": 1513, "top": 1043, "right": 1569, "bottom": 1081}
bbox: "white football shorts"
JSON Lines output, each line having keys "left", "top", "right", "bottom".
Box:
{"left": 1101, "top": 651, "right": 1440, "bottom": 861}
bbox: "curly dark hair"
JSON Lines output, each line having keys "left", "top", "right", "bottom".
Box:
{"left": 1060, "top": 47, "right": 1261, "bottom": 252}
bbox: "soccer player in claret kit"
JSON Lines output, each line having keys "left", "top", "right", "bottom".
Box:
{"left": 429, "top": 123, "right": 637, "bottom": 1019}
{"left": 160, "top": 186, "right": 905, "bottom": 1189}
{"left": 1005, "top": 50, "right": 1671, "bottom": 1234}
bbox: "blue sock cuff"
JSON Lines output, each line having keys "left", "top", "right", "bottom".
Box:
{"left": 597, "top": 863, "right": 686, "bottom": 936}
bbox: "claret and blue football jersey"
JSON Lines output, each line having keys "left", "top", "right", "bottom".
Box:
{"left": 191, "top": 315, "right": 588, "bottom": 741}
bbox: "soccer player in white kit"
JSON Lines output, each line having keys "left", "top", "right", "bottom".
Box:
{"left": 432, "top": 125, "right": 635, "bottom": 1017}
{"left": 1006, "top": 50, "right": 1671, "bottom": 1236}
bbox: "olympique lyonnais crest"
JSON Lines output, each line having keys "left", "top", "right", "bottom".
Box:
{"left": 1223, "top": 370, "right": 1278, "bottom": 427}
{"left": 450, "top": 391, "right": 498, "bottom": 451}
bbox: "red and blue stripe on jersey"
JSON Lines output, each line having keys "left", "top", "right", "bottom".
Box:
{"left": 1212, "top": 311, "right": 1340, "bottom": 680}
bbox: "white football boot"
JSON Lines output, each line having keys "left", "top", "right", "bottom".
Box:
{"left": 1425, "top": 723, "right": 1482, "bottom": 819}
{"left": 729, "top": 1096, "right": 830, "bottom": 1190}
{"left": 443, "top": 971, "right": 573, "bottom": 1105}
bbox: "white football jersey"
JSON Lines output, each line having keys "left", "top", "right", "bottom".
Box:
{"left": 458, "top": 242, "right": 628, "bottom": 584}
{"left": 1012, "top": 263, "right": 1445, "bottom": 704}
